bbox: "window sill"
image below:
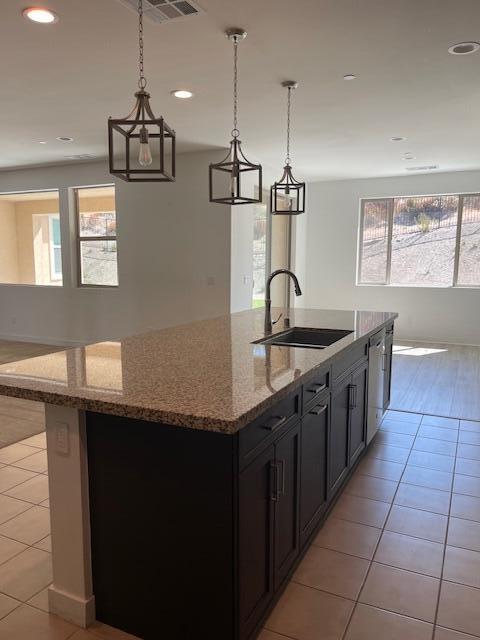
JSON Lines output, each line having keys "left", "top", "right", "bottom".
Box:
{"left": 0, "top": 283, "right": 64, "bottom": 289}
{"left": 356, "top": 283, "right": 480, "bottom": 290}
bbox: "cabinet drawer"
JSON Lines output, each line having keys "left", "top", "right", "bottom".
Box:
{"left": 332, "top": 339, "right": 368, "bottom": 381}
{"left": 239, "top": 391, "right": 301, "bottom": 467}
{"left": 302, "top": 368, "right": 329, "bottom": 412}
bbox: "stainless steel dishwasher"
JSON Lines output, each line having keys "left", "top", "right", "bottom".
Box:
{"left": 367, "top": 329, "right": 386, "bottom": 444}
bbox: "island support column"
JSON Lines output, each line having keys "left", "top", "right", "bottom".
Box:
{"left": 45, "top": 404, "right": 95, "bottom": 627}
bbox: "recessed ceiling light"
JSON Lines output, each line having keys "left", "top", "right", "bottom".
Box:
{"left": 343, "top": 74, "right": 356, "bottom": 80}
{"left": 36, "top": 141, "right": 47, "bottom": 144}
{"left": 448, "top": 42, "right": 480, "bottom": 55}
{"left": 171, "top": 89, "right": 194, "bottom": 99}
{"left": 22, "top": 7, "right": 58, "bottom": 24}
{"left": 390, "top": 136, "right": 407, "bottom": 142}
{"left": 56, "top": 136, "right": 73, "bottom": 142}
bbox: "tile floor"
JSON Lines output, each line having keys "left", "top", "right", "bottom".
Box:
{"left": 261, "top": 409, "right": 480, "bottom": 640}
{"left": 0, "top": 430, "right": 140, "bottom": 640}
{"left": 2, "top": 409, "right": 480, "bottom": 639}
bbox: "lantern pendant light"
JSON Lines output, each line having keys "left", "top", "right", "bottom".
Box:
{"left": 209, "top": 28, "right": 262, "bottom": 205}
{"left": 108, "top": 0, "right": 176, "bottom": 182}
{"left": 270, "top": 81, "right": 306, "bottom": 214}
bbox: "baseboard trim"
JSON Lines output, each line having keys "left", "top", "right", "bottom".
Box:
{"left": 394, "top": 336, "right": 480, "bottom": 348}
{"left": 48, "top": 586, "right": 96, "bottom": 628}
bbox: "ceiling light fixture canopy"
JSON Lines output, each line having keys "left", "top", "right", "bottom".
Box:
{"left": 108, "top": 0, "right": 175, "bottom": 182}
{"left": 270, "top": 81, "right": 305, "bottom": 215}
{"left": 209, "top": 28, "right": 262, "bottom": 205}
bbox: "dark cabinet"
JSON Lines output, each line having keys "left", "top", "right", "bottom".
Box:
{"left": 349, "top": 361, "right": 368, "bottom": 465}
{"left": 300, "top": 398, "right": 328, "bottom": 546}
{"left": 329, "top": 359, "right": 368, "bottom": 497}
{"left": 239, "top": 421, "right": 300, "bottom": 636}
{"left": 239, "top": 445, "right": 275, "bottom": 636}
{"left": 383, "top": 326, "right": 394, "bottom": 410}
{"left": 274, "top": 421, "right": 301, "bottom": 589}
{"left": 329, "top": 377, "right": 351, "bottom": 496}
{"left": 87, "top": 328, "right": 395, "bottom": 640}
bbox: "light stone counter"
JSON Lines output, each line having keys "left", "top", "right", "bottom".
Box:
{"left": 0, "top": 307, "right": 397, "bottom": 433}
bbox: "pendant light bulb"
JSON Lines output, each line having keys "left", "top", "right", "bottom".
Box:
{"left": 138, "top": 126, "right": 153, "bottom": 167}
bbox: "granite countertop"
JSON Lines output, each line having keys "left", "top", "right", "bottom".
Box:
{"left": 0, "top": 308, "right": 397, "bottom": 433}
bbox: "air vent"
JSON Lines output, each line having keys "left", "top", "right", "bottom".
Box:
{"left": 65, "top": 154, "right": 96, "bottom": 160}
{"left": 405, "top": 165, "right": 439, "bottom": 171}
{"left": 117, "top": 0, "right": 203, "bottom": 23}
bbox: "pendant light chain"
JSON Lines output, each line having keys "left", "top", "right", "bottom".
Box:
{"left": 285, "top": 86, "right": 292, "bottom": 166}
{"left": 232, "top": 37, "right": 239, "bottom": 138}
{"left": 138, "top": 0, "right": 147, "bottom": 89}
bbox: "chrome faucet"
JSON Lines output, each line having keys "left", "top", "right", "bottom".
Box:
{"left": 264, "top": 269, "right": 302, "bottom": 334}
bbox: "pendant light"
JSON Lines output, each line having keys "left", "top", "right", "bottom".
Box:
{"left": 108, "top": 0, "right": 176, "bottom": 182}
{"left": 270, "top": 81, "right": 305, "bottom": 214}
{"left": 209, "top": 28, "right": 262, "bottom": 205}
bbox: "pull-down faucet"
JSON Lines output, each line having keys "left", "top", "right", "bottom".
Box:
{"left": 264, "top": 269, "right": 302, "bottom": 334}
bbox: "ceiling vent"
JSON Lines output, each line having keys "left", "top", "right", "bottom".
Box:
{"left": 117, "top": 0, "right": 203, "bottom": 23}
{"left": 65, "top": 154, "right": 96, "bottom": 160}
{"left": 406, "top": 165, "right": 439, "bottom": 171}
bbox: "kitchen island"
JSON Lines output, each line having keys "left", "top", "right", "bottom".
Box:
{"left": 0, "top": 307, "right": 396, "bottom": 640}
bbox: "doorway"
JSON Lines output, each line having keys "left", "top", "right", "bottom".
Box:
{"left": 252, "top": 190, "right": 292, "bottom": 309}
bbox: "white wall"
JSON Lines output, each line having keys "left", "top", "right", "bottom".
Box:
{"left": 230, "top": 205, "right": 255, "bottom": 313}
{"left": 0, "top": 151, "right": 231, "bottom": 345}
{"left": 303, "top": 170, "right": 480, "bottom": 345}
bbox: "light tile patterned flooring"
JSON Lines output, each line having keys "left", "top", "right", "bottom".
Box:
{"left": 260, "top": 410, "right": 480, "bottom": 640}
{"left": 2, "top": 410, "right": 480, "bottom": 638}
{"left": 0, "top": 431, "right": 139, "bottom": 640}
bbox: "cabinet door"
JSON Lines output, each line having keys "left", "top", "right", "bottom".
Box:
{"left": 329, "top": 376, "right": 351, "bottom": 497}
{"left": 274, "top": 421, "right": 301, "bottom": 590}
{"left": 238, "top": 444, "right": 275, "bottom": 637}
{"left": 349, "top": 362, "right": 368, "bottom": 465}
{"left": 383, "top": 332, "right": 394, "bottom": 410}
{"left": 300, "top": 399, "right": 328, "bottom": 547}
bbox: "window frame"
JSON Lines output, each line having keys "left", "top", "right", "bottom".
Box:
{"left": 74, "top": 185, "right": 119, "bottom": 289}
{"left": 0, "top": 189, "right": 62, "bottom": 289}
{"left": 48, "top": 214, "right": 62, "bottom": 282}
{"left": 357, "top": 192, "right": 480, "bottom": 289}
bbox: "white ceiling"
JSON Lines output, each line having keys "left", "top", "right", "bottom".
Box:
{"left": 2, "top": 0, "right": 480, "bottom": 180}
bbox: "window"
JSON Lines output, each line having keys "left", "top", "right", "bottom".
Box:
{"left": 358, "top": 193, "right": 480, "bottom": 287}
{"left": 75, "top": 186, "right": 118, "bottom": 287}
{"left": 0, "top": 190, "right": 62, "bottom": 286}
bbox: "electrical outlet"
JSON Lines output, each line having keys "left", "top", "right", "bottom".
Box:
{"left": 55, "top": 422, "right": 70, "bottom": 455}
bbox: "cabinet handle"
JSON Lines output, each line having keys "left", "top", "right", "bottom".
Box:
{"left": 348, "top": 384, "right": 357, "bottom": 409}
{"left": 307, "top": 383, "right": 327, "bottom": 395}
{"left": 308, "top": 404, "right": 327, "bottom": 416}
{"left": 270, "top": 461, "right": 280, "bottom": 502}
{"left": 262, "top": 415, "right": 287, "bottom": 432}
{"left": 382, "top": 353, "right": 387, "bottom": 371}
{"left": 278, "top": 459, "right": 286, "bottom": 497}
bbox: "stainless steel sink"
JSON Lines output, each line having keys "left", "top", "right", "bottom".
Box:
{"left": 253, "top": 327, "right": 353, "bottom": 349}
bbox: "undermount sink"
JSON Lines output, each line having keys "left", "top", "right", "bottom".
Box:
{"left": 253, "top": 327, "right": 353, "bottom": 349}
